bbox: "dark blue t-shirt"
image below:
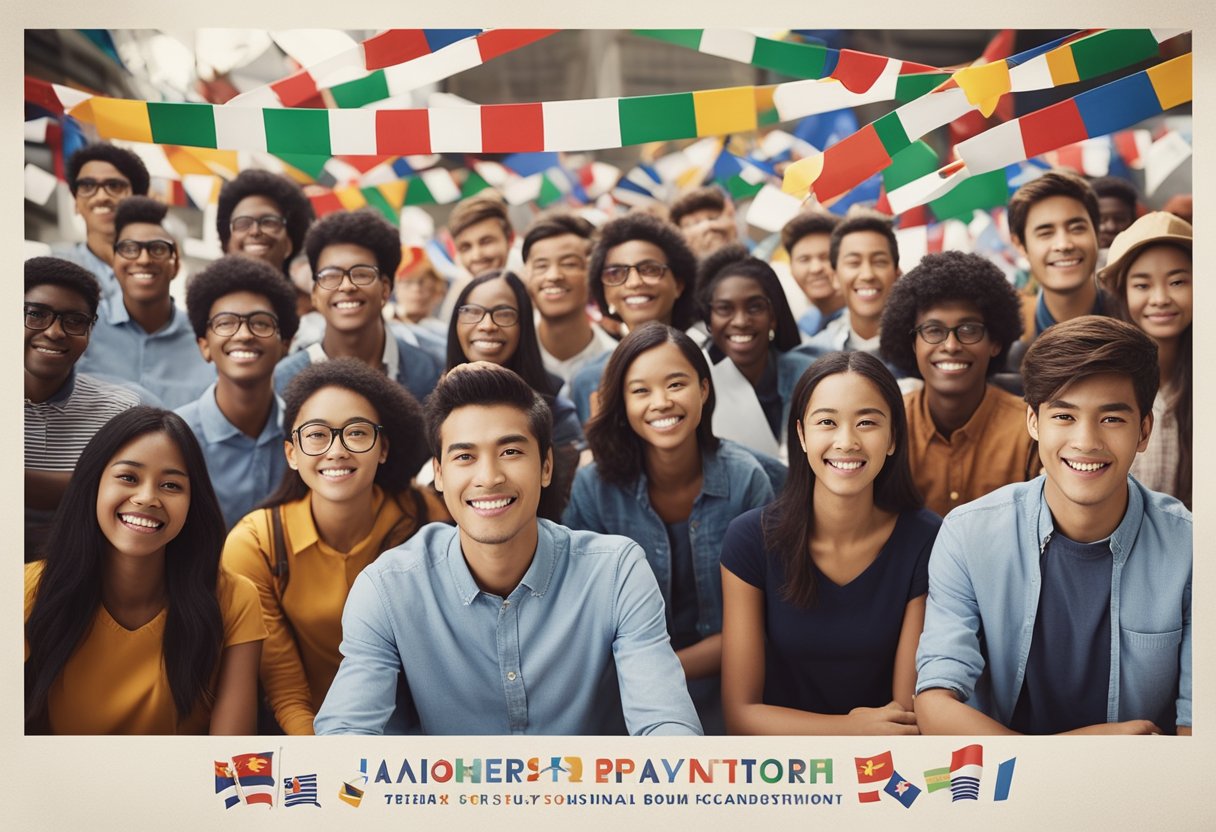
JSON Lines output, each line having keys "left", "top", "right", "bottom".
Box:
{"left": 721, "top": 506, "right": 940, "bottom": 715}
{"left": 1009, "top": 532, "right": 1113, "bottom": 734}
{"left": 666, "top": 519, "right": 700, "bottom": 651}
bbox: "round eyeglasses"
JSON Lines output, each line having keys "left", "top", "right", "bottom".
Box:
{"left": 292, "top": 420, "right": 383, "bottom": 456}
{"left": 313, "top": 265, "right": 382, "bottom": 290}
{"left": 75, "top": 177, "right": 131, "bottom": 198}
{"left": 114, "top": 239, "right": 176, "bottom": 260}
{"left": 455, "top": 304, "right": 520, "bottom": 327}
{"left": 911, "top": 322, "right": 988, "bottom": 345}
{"left": 24, "top": 303, "right": 96, "bottom": 337}
{"left": 600, "top": 260, "right": 670, "bottom": 286}
{"left": 207, "top": 312, "right": 280, "bottom": 338}
{"left": 230, "top": 214, "right": 286, "bottom": 235}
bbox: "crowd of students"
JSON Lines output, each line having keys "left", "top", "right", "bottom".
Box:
{"left": 23, "top": 141, "right": 1192, "bottom": 737}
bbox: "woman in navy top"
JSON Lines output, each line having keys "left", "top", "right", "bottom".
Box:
{"left": 563, "top": 322, "right": 773, "bottom": 733}
{"left": 720, "top": 350, "right": 940, "bottom": 734}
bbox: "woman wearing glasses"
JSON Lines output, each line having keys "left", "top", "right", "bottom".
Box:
{"left": 222, "top": 358, "right": 447, "bottom": 735}
{"left": 445, "top": 270, "right": 584, "bottom": 517}
{"left": 696, "top": 245, "right": 816, "bottom": 464}
{"left": 877, "top": 252, "right": 1033, "bottom": 517}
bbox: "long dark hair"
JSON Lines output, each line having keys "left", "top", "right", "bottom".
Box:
{"left": 695, "top": 243, "right": 802, "bottom": 357}
{"left": 262, "top": 358, "right": 432, "bottom": 508}
{"left": 445, "top": 270, "right": 558, "bottom": 396}
{"left": 762, "top": 352, "right": 923, "bottom": 607}
{"left": 25, "top": 407, "right": 226, "bottom": 730}
{"left": 585, "top": 322, "right": 720, "bottom": 489}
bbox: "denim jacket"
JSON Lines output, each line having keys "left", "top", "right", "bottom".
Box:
{"left": 562, "top": 439, "right": 774, "bottom": 638}
{"left": 916, "top": 475, "right": 1192, "bottom": 729}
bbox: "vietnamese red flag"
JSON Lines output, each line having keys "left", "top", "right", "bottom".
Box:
{"left": 855, "top": 750, "right": 894, "bottom": 803}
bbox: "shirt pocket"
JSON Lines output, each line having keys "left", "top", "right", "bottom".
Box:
{"left": 1119, "top": 625, "right": 1183, "bottom": 712}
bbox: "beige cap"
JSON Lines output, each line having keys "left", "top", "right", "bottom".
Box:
{"left": 1098, "top": 211, "right": 1192, "bottom": 290}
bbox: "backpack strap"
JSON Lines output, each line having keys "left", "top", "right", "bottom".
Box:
{"left": 268, "top": 505, "right": 290, "bottom": 595}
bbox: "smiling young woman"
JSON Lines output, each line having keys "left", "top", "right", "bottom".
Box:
{"left": 24, "top": 407, "right": 266, "bottom": 735}
{"left": 220, "top": 359, "right": 447, "bottom": 735}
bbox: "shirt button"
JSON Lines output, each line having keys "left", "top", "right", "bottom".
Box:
{"left": 950, "top": 491, "right": 960, "bottom": 501}
{"left": 507, "top": 671, "right": 517, "bottom": 682}
{"left": 502, "top": 600, "right": 510, "bottom": 608}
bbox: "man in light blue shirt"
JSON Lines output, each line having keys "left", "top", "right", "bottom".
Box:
{"left": 916, "top": 316, "right": 1191, "bottom": 736}
{"left": 315, "top": 364, "right": 701, "bottom": 736}
{"left": 76, "top": 196, "right": 215, "bottom": 409}
{"left": 176, "top": 256, "right": 300, "bottom": 529}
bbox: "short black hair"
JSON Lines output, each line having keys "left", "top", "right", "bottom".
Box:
{"left": 424, "top": 365, "right": 553, "bottom": 465}
{"left": 215, "top": 169, "right": 314, "bottom": 262}
{"left": 695, "top": 243, "right": 801, "bottom": 352}
{"left": 66, "top": 143, "right": 150, "bottom": 197}
{"left": 304, "top": 210, "right": 401, "bottom": 288}
{"left": 185, "top": 254, "right": 301, "bottom": 341}
{"left": 879, "top": 251, "right": 1024, "bottom": 379}
{"left": 521, "top": 211, "right": 594, "bottom": 262}
{"left": 25, "top": 256, "right": 102, "bottom": 316}
{"left": 113, "top": 195, "right": 169, "bottom": 241}
{"left": 829, "top": 213, "right": 899, "bottom": 270}
{"left": 669, "top": 186, "right": 728, "bottom": 227}
{"left": 586, "top": 213, "right": 698, "bottom": 330}
{"left": 780, "top": 211, "right": 840, "bottom": 254}
{"left": 1090, "top": 176, "right": 1139, "bottom": 213}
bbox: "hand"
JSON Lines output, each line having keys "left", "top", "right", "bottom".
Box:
{"left": 847, "top": 701, "right": 920, "bottom": 735}
{"left": 1064, "top": 720, "right": 1162, "bottom": 736}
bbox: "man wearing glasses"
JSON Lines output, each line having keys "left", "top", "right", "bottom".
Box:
{"left": 176, "top": 256, "right": 301, "bottom": 530}
{"left": 50, "top": 144, "right": 150, "bottom": 303}
{"left": 216, "top": 169, "right": 314, "bottom": 275}
{"left": 878, "top": 251, "right": 1036, "bottom": 517}
{"left": 521, "top": 212, "right": 618, "bottom": 387}
{"left": 76, "top": 196, "right": 216, "bottom": 409}
{"left": 24, "top": 257, "right": 144, "bottom": 559}
{"left": 273, "top": 210, "right": 442, "bottom": 406}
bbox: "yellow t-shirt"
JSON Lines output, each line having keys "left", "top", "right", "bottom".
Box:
{"left": 24, "top": 562, "right": 266, "bottom": 735}
{"left": 222, "top": 485, "right": 448, "bottom": 735}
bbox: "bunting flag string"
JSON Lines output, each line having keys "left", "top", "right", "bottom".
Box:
{"left": 781, "top": 29, "right": 1184, "bottom": 203}
{"left": 228, "top": 29, "right": 558, "bottom": 109}
{"left": 634, "top": 29, "right": 941, "bottom": 91}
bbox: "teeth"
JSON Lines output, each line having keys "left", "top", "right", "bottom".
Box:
{"left": 623, "top": 296, "right": 652, "bottom": 306}
{"left": 1065, "top": 460, "right": 1107, "bottom": 472}
{"left": 93, "top": 206, "right": 113, "bottom": 215}
{"left": 229, "top": 350, "right": 259, "bottom": 359}
{"left": 855, "top": 288, "right": 879, "bottom": 298}
{"left": 335, "top": 301, "right": 362, "bottom": 309}
{"left": 826, "top": 460, "right": 864, "bottom": 470}
{"left": 34, "top": 346, "right": 67, "bottom": 354}
{"left": 541, "top": 287, "right": 567, "bottom": 296}
{"left": 727, "top": 334, "right": 756, "bottom": 343}
{"left": 119, "top": 513, "right": 162, "bottom": 529}
{"left": 470, "top": 497, "right": 513, "bottom": 510}
{"left": 471, "top": 340, "right": 504, "bottom": 350}
{"left": 934, "top": 362, "right": 970, "bottom": 371}
{"left": 320, "top": 468, "right": 354, "bottom": 478}
{"left": 1051, "top": 258, "right": 1080, "bottom": 267}
{"left": 649, "top": 416, "right": 681, "bottom": 428}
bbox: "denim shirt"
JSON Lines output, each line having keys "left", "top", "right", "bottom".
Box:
{"left": 569, "top": 350, "right": 612, "bottom": 424}
{"left": 916, "top": 475, "right": 1192, "bottom": 729}
{"left": 562, "top": 439, "right": 774, "bottom": 638}
{"left": 273, "top": 332, "right": 442, "bottom": 405}
{"left": 314, "top": 520, "right": 702, "bottom": 736}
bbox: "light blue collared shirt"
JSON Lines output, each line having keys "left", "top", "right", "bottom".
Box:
{"left": 916, "top": 475, "right": 1192, "bottom": 730}
{"left": 76, "top": 296, "right": 216, "bottom": 410}
{"left": 314, "top": 519, "right": 703, "bottom": 736}
{"left": 50, "top": 241, "right": 119, "bottom": 303}
{"left": 174, "top": 383, "right": 287, "bottom": 530}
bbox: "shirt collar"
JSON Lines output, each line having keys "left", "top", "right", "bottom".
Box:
{"left": 1033, "top": 474, "right": 1142, "bottom": 565}
{"left": 196, "top": 383, "right": 286, "bottom": 445}
{"left": 103, "top": 296, "right": 185, "bottom": 333}
{"left": 42, "top": 368, "right": 78, "bottom": 406}
{"left": 447, "top": 519, "right": 554, "bottom": 604}
{"left": 915, "top": 384, "right": 1002, "bottom": 445}
{"left": 631, "top": 446, "right": 730, "bottom": 501}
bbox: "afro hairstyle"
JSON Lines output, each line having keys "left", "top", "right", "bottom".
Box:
{"left": 185, "top": 254, "right": 301, "bottom": 341}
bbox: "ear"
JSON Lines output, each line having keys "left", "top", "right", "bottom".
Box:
{"left": 887, "top": 433, "right": 896, "bottom": 457}
{"left": 541, "top": 447, "right": 553, "bottom": 489}
{"left": 378, "top": 433, "right": 389, "bottom": 465}
{"left": 988, "top": 340, "right": 1002, "bottom": 359}
{"left": 1136, "top": 409, "right": 1154, "bottom": 454}
{"left": 431, "top": 456, "right": 443, "bottom": 493}
{"left": 378, "top": 278, "right": 391, "bottom": 306}
{"left": 284, "top": 439, "right": 298, "bottom": 471}
{"left": 795, "top": 419, "right": 807, "bottom": 453}
{"left": 168, "top": 252, "right": 181, "bottom": 281}
{"left": 197, "top": 336, "right": 213, "bottom": 364}
{"left": 1025, "top": 404, "right": 1039, "bottom": 442}
{"left": 699, "top": 376, "right": 710, "bottom": 405}
{"left": 1012, "top": 234, "right": 1028, "bottom": 259}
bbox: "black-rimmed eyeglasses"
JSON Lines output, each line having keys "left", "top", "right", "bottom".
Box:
{"left": 911, "top": 322, "right": 988, "bottom": 345}
{"left": 24, "top": 303, "right": 96, "bottom": 336}
{"left": 291, "top": 420, "right": 383, "bottom": 456}
{"left": 313, "top": 265, "right": 382, "bottom": 290}
{"left": 207, "top": 312, "right": 280, "bottom": 338}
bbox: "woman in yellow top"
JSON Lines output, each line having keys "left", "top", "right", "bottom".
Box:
{"left": 223, "top": 358, "right": 446, "bottom": 735}
{"left": 24, "top": 407, "right": 266, "bottom": 734}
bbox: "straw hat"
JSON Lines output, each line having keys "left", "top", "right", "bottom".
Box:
{"left": 1098, "top": 211, "right": 1192, "bottom": 290}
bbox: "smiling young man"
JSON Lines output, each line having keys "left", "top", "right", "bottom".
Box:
{"left": 177, "top": 255, "right": 300, "bottom": 529}
{"left": 314, "top": 364, "right": 701, "bottom": 735}
{"left": 273, "top": 210, "right": 442, "bottom": 405}
{"left": 216, "top": 169, "right": 314, "bottom": 275}
{"left": 24, "top": 257, "right": 142, "bottom": 559}
{"left": 76, "top": 196, "right": 216, "bottom": 409}
{"left": 51, "top": 144, "right": 151, "bottom": 304}
{"left": 916, "top": 315, "right": 1191, "bottom": 736}
{"left": 781, "top": 211, "right": 845, "bottom": 337}
{"left": 879, "top": 251, "right": 1033, "bottom": 517}
{"left": 521, "top": 211, "right": 617, "bottom": 385}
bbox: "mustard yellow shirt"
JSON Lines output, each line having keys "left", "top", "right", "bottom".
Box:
{"left": 904, "top": 384, "right": 1035, "bottom": 518}
{"left": 24, "top": 562, "right": 266, "bottom": 735}
{"left": 222, "top": 485, "right": 448, "bottom": 735}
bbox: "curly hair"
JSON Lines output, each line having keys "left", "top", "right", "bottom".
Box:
{"left": 185, "top": 255, "right": 301, "bottom": 341}
{"left": 1007, "top": 169, "right": 1099, "bottom": 243}
{"left": 113, "top": 195, "right": 169, "bottom": 241}
{"left": 780, "top": 210, "right": 840, "bottom": 254}
{"left": 216, "top": 170, "right": 314, "bottom": 262}
{"left": 25, "top": 257, "right": 102, "bottom": 316}
{"left": 669, "top": 186, "right": 728, "bottom": 227}
{"left": 263, "top": 358, "right": 431, "bottom": 507}
{"left": 66, "top": 143, "right": 150, "bottom": 197}
{"left": 829, "top": 213, "right": 899, "bottom": 270}
{"left": 879, "top": 251, "right": 1023, "bottom": 379}
{"left": 521, "top": 210, "right": 594, "bottom": 262}
{"left": 695, "top": 243, "right": 801, "bottom": 352}
{"left": 303, "top": 209, "right": 402, "bottom": 288}
{"left": 586, "top": 213, "right": 698, "bottom": 330}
